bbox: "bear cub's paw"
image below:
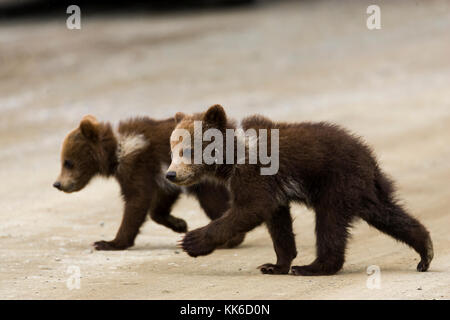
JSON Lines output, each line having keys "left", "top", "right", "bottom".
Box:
{"left": 258, "top": 263, "right": 290, "bottom": 275}
{"left": 181, "top": 227, "right": 216, "bottom": 257}
{"left": 167, "top": 217, "right": 188, "bottom": 233}
{"left": 291, "top": 264, "right": 340, "bottom": 276}
{"left": 93, "top": 240, "right": 130, "bottom": 251}
{"left": 417, "top": 259, "right": 430, "bottom": 272}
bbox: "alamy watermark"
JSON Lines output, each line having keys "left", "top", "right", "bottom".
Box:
{"left": 366, "top": 5, "right": 381, "bottom": 30}
{"left": 171, "top": 121, "right": 279, "bottom": 175}
{"left": 64, "top": 5, "right": 381, "bottom": 32}
{"left": 66, "top": 265, "right": 81, "bottom": 290}
{"left": 66, "top": 5, "right": 81, "bottom": 30}
{"left": 366, "top": 265, "right": 381, "bottom": 289}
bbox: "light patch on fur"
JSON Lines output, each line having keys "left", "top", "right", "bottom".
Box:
{"left": 116, "top": 133, "right": 149, "bottom": 160}
{"left": 277, "top": 177, "right": 309, "bottom": 205}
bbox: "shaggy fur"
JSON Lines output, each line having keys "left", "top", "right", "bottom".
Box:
{"left": 54, "top": 115, "right": 244, "bottom": 250}
{"left": 170, "top": 105, "right": 433, "bottom": 275}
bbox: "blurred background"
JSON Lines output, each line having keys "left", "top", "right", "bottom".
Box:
{"left": 0, "top": 0, "right": 449, "bottom": 299}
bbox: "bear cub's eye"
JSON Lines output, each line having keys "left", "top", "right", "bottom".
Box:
{"left": 64, "top": 160, "right": 74, "bottom": 169}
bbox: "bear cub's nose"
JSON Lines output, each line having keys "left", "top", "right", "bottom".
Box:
{"left": 165, "top": 171, "right": 177, "bottom": 181}
{"left": 53, "top": 182, "right": 62, "bottom": 190}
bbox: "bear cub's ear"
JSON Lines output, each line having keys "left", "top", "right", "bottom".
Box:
{"left": 204, "top": 104, "right": 227, "bottom": 128}
{"left": 80, "top": 115, "right": 100, "bottom": 141}
{"left": 174, "top": 112, "right": 186, "bottom": 124}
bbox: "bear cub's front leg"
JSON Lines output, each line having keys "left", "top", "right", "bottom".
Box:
{"left": 94, "top": 198, "right": 151, "bottom": 251}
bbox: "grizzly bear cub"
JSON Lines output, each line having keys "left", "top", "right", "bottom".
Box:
{"left": 53, "top": 115, "right": 244, "bottom": 250}
{"left": 168, "top": 104, "right": 433, "bottom": 275}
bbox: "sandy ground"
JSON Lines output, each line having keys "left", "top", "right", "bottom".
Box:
{"left": 0, "top": 0, "right": 449, "bottom": 300}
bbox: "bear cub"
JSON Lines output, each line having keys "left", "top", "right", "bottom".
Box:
{"left": 168, "top": 105, "right": 433, "bottom": 275}
{"left": 54, "top": 115, "right": 244, "bottom": 250}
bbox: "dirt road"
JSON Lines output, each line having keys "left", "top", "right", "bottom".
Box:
{"left": 0, "top": 0, "right": 449, "bottom": 299}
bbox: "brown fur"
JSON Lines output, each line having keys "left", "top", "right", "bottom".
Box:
{"left": 172, "top": 105, "right": 433, "bottom": 275}
{"left": 54, "top": 115, "right": 245, "bottom": 250}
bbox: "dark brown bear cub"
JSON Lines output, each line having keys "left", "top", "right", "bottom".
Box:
{"left": 168, "top": 105, "right": 433, "bottom": 275}
{"left": 54, "top": 115, "right": 244, "bottom": 250}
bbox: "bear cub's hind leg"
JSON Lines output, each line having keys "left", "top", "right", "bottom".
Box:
{"left": 291, "top": 207, "right": 351, "bottom": 276}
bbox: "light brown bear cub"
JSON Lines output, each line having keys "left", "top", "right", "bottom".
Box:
{"left": 54, "top": 115, "right": 244, "bottom": 250}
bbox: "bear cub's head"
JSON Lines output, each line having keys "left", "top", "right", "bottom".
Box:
{"left": 166, "top": 104, "right": 228, "bottom": 186}
{"left": 54, "top": 115, "right": 114, "bottom": 193}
